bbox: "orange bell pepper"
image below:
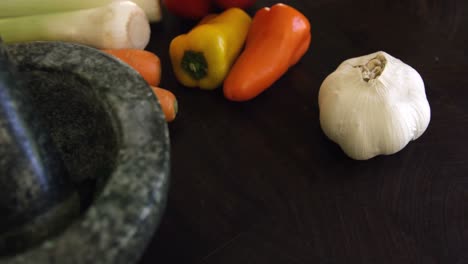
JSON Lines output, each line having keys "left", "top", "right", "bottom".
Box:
{"left": 223, "top": 3, "right": 311, "bottom": 101}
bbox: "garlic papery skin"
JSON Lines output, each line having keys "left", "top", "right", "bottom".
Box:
{"left": 318, "top": 51, "right": 431, "bottom": 160}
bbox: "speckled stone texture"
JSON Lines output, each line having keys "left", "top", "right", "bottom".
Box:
{"left": 0, "top": 41, "right": 170, "bottom": 264}
{"left": 0, "top": 40, "right": 79, "bottom": 255}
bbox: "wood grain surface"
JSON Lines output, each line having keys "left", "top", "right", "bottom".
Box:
{"left": 139, "top": 0, "right": 468, "bottom": 263}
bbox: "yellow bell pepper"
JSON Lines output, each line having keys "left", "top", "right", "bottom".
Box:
{"left": 169, "top": 8, "right": 252, "bottom": 90}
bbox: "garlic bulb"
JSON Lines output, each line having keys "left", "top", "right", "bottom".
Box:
{"left": 318, "top": 51, "right": 431, "bottom": 160}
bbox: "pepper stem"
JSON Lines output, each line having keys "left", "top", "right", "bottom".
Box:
{"left": 181, "top": 50, "right": 208, "bottom": 80}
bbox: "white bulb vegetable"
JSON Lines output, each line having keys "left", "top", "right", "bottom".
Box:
{"left": 318, "top": 51, "right": 431, "bottom": 160}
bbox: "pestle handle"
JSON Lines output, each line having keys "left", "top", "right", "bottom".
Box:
{"left": 0, "top": 39, "right": 73, "bottom": 231}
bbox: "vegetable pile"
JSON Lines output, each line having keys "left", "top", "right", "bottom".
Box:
{"left": 0, "top": 0, "right": 177, "bottom": 122}
{"left": 0, "top": 1, "right": 431, "bottom": 159}
{"left": 169, "top": 3, "right": 311, "bottom": 102}
{"left": 0, "top": 1, "right": 312, "bottom": 122}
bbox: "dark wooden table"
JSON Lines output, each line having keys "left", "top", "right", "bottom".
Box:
{"left": 139, "top": 0, "right": 468, "bottom": 263}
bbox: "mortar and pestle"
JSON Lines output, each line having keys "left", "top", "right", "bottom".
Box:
{"left": 0, "top": 39, "right": 170, "bottom": 264}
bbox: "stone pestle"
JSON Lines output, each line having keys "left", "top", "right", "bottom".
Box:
{"left": 0, "top": 40, "right": 79, "bottom": 255}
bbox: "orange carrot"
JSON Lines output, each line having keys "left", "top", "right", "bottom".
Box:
{"left": 151, "top": 86, "right": 178, "bottom": 122}
{"left": 102, "top": 49, "right": 162, "bottom": 86}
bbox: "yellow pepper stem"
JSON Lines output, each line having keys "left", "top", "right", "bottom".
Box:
{"left": 181, "top": 50, "right": 208, "bottom": 80}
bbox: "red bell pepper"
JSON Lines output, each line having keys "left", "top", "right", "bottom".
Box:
{"left": 163, "top": 0, "right": 256, "bottom": 19}
{"left": 214, "top": 0, "right": 256, "bottom": 9}
{"left": 162, "top": 0, "right": 212, "bottom": 19}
